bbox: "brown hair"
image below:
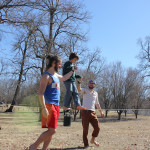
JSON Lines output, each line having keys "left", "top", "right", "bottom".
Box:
{"left": 69, "top": 52, "right": 79, "bottom": 60}
{"left": 46, "top": 55, "right": 62, "bottom": 71}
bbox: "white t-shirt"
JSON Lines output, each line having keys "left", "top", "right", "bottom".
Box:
{"left": 81, "top": 88, "right": 100, "bottom": 111}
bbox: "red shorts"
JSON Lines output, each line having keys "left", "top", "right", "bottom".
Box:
{"left": 41, "top": 104, "right": 59, "bottom": 129}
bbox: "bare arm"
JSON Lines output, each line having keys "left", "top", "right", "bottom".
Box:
{"left": 38, "top": 74, "right": 51, "bottom": 107}
{"left": 38, "top": 74, "right": 52, "bottom": 118}
{"left": 57, "top": 70, "right": 74, "bottom": 81}
{"left": 58, "top": 65, "right": 80, "bottom": 81}
{"left": 77, "top": 81, "right": 82, "bottom": 92}
{"left": 96, "top": 104, "right": 102, "bottom": 113}
{"left": 95, "top": 94, "right": 104, "bottom": 118}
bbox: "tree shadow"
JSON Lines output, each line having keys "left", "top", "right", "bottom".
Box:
{"left": 37, "top": 146, "right": 85, "bottom": 150}
{"left": 98, "top": 116, "right": 144, "bottom": 123}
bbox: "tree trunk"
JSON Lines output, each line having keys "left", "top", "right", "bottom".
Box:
{"left": 5, "top": 83, "right": 20, "bottom": 112}
{"left": 73, "top": 109, "right": 79, "bottom": 121}
{"left": 47, "top": 7, "right": 55, "bottom": 57}
{"left": 134, "top": 110, "right": 138, "bottom": 119}
{"left": 105, "top": 110, "right": 108, "bottom": 118}
{"left": 41, "top": 58, "right": 45, "bottom": 75}
{"left": 5, "top": 40, "right": 28, "bottom": 112}
{"left": 135, "top": 113, "right": 138, "bottom": 119}
{"left": 124, "top": 110, "right": 127, "bottom": 117}
{"left": 118, "top": 113, "right": 121, "bottom": 120}
{"left": 132, "top": 110, "right": 138, "bottom": 119}
{"left": 117, "top": 110, "right": 123, "bottom": 120}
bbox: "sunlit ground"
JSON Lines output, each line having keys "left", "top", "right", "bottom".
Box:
{"left": 0, "top": 109, "right": 150, "bottom": 150}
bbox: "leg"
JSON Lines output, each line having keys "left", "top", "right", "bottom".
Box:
{"left": 42, "top": 134, "right": 52, "bottom": 150}
{"left": 29, "top": 128, "right": 56, "bottom": 150}
{"left": 81, "top": 111, "right": 90, "bottom": 147}
{"left": 30, "top": 104, "right": 59, "bottom": 150}
{"left": 72, "top": 92, "right": 86, "bottom": 110}
{"left": 89, "top": 112, "right": 100, "bottom": 146}
{"left": 63, "top": 81, "right": 73, "bottom": 109}
{"left": 41, "top": 105, "right": 59, "bottom": 150}
{"left": 90, "top": 136, "right": 100, "bottom": 146}
{"left": 72, "top": 83, "right": 86, "bottom": 110}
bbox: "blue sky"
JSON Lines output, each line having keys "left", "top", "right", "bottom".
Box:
{"left": 1, "top": 0, "right": 150, "bottom": 69}
{"left": 82, "top": 0, "right": 150, "bottom": 68}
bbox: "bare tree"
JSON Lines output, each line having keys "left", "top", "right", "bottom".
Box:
{"left": 29, "top": 0, "right": 90, "bottom": 74}
{"left": 5, "top": 28, "right": 34, "bottom": 112}
{"left": 0, "top": 79, "right": 16, "bottom": 104}
{"left": 98, "top": 66, "right": 113, "bottom": 117}
{"left": 97, "top": 64, "right": 148, "bottom": 120}
{"left": 86, "top": 49, "right": 104, "bottom": 73}
{"left": 126, "top": 69, "right": 146, "bottom": 119}
{"left": 0, "top": 0, "right": 35, "bottom": 24}
{"left": 0, "top": 59, "right": 5, "bottom": 75}
{"left": 106, "top": 62, "right": 126, "bottom": 120}
{"left": 137, "top": 37, "right": 150, "bottom": 78}
{"left": 2, "top": 0, "right": 90, "bottom": 114}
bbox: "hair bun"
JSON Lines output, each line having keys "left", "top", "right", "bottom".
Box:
{"left": 46, "top": 54, "right": 52, "bottom": 59}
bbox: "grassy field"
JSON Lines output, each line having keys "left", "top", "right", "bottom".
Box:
{"left": 0, "top": 110, "right": 150, "bottom": 150}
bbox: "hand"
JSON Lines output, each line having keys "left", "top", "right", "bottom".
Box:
{"left": 42, "top": 107, "right": 49, "bottom": 118}
{"left": 72, "top": 66, "right": 78, "bottom": 71}
{"left": 74, "top": 66, "right": 78, "bottom": 71}
{"left": 78, "top": 77, "right": 83, "bottom": 82}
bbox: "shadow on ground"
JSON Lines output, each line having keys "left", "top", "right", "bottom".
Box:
{"left": 98, "top": 116, "right": 144, "bottom": 123}
{"left": 37, "top": 146, "right": 85, "bottom": 150}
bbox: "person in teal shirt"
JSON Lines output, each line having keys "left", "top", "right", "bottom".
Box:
{"left": 63, "top": 52, "right": 86, "bottom": 110}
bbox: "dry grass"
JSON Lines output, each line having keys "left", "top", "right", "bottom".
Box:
{"left": 0, "top": 110, "right": 150, "bottom": 150}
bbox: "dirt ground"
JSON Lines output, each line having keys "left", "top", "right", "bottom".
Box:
{"left": 0, "top": 110, "right": 150, "bottom": 150}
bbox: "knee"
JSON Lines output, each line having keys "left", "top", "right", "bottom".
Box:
{"left": 94, "top": 125, "right": 100, "bottom": 133}
{"left": 83, "top": 129, "right": 88, "bottom": 135}
{"left": 65, "top": 90, "right": 72, "bottom": 96}
{"left": 53, "top": 129, "right": 56, "bottom": 134}
{"left": 92, "top": 126, "right": 100, "bottom": 137}
{"left": 97, "top": 126, "right": 100, "bottom": 132}
{"left": 48, "top": 129, "right": 56, "bottom": 135}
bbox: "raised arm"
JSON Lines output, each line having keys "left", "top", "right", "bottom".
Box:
{"left": 77, "top": 78, "right": 82, "bottom": 92}
{"left": 57, "top": 70, "right": 74, "bottom": 81}
{"left": 57, "top": 65, "right": 78, "bottom": 81}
